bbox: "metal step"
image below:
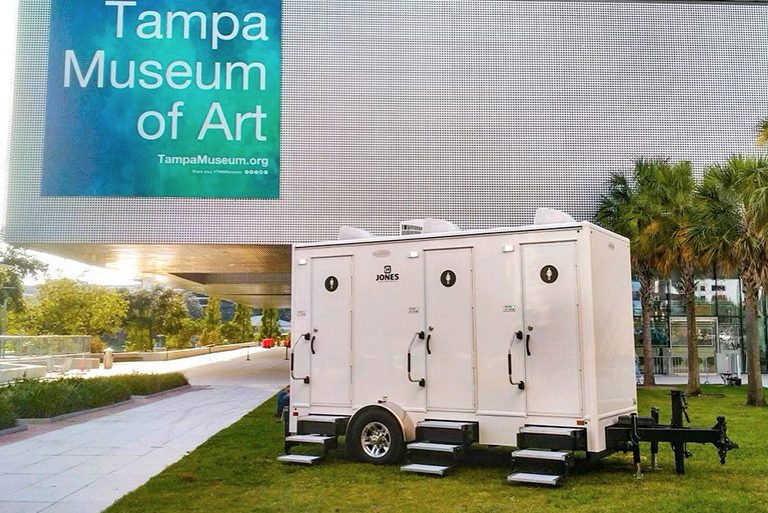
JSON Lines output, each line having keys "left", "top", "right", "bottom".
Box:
{"left": 286, "top": 434, "right": 335, "bottom": 444}
{"left": 400, "top": 463, "right": 452, "bottom": 476}
{"left": 277, "top": 454, "right": 323, "bottom": 465}
{"left": 417, "top": 421, "right": 474, "bottom": 430}
{"left": 297, "top": 415, "right": 349, "bottom": 436}
{"left": 415, "top": 420, "right": 479, "bottom": 445}
{"left": 507, "top": 472, "right": 562, "bottom": 486}
{"left": 408, "top": 442, "right": 462, "bottom": 453}
{"left": 517, "top": 425, "right": 587, "bottom": 451}
{"left": 519, "top": 426, "right": 582, "bottom": 436}
{"left": 512, "top": 449, "right": 570, "bottom": 461}
{"left": 299, "top": 415, "right": 349, "bottom": 423}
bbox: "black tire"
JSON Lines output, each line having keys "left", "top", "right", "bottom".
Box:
{"left": 346, "top": 408, "right": 405, "bottom": 465}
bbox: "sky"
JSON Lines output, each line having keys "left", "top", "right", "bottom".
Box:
{"left": 1, "top": 1, "right": 139, "bottom": 287}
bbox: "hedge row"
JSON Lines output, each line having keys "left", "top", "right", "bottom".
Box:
{"left": 109, "top": 372, "right": 189, "bottom": 397}
{"left": 0, "top": 372, "right": 189, "bottom": 422}
{"left": 0, "top": 396, "right": 15, "bottom": 430}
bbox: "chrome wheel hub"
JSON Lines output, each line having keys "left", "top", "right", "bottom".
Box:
{"left": 361, "top": 421, "right": 391, "bottom": 458}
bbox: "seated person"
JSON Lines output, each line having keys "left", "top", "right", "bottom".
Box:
{"left": 276, "top": 385, "right": 290, "bottom": 418}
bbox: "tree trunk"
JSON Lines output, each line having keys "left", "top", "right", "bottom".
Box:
{"left": 638, "top": 270, "right": 656, "bottom": 386}
{"left": 742, "top": 272, "right": 766, "bottom": 406}
{"left": 680, "top": 269, "right": 701, "bottom": 396}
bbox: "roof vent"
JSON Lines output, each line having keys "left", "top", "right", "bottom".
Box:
{"left": 533, "top": 208, "right": 575, "bottom": 225}
{"left": 400, "top": 218, "right": 460, "bottom": 235}
{"left": 338, "top": 226, "right": 372, "bottom": 240}
{"left": 400, "top": 219, "right": 425, "bottom": 236}
{"left": 422, "top": 219, "right": 460, "bottom": 234}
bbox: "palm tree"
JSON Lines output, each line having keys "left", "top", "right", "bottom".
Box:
{"left": 690, "top": 155, "right": 768, "bottom": 406}
{"left": 640, "top": 160, "right": 704, "bottom": 396}
{"left": 595, "top": 159, "right": 663, "bottom": 386}
{"left": 756, "top": 118, "right": 768, "bottom": 148}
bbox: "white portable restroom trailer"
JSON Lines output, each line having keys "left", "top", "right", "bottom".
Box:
{"left": 280, "top": 221, "right": 739, "bottom": 485}
{"left": 283, "top": 221, "right": 636, "bottom": 482}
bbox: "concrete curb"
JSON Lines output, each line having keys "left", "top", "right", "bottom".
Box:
{"left": 17, "top": 399, "right": 134, "bottom": 424}
{"left": 131, "top": 384, "right": 192, "bottom": 400}
{"left": 0, "top": 424, "right": 28, "bottom": 437}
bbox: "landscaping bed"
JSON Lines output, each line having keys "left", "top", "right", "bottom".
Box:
{"left": 105, "top": 385, "right": 766, "bottom": 513}
{"left": 0, "top": 372, "right": 189, "bottom": 425}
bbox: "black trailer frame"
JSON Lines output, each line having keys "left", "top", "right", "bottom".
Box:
{"left": 605, "top": 391, "right": 737, "bottom": 475}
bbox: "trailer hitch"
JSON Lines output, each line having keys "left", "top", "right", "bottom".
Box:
{"left": 712, "top": 416, "right": 738, "bottom": 465}
{"left": 606, "top": 390, "right": 738, "bottom": 475}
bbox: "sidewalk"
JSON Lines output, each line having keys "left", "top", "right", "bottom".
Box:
{"left": 0, "top": 348, "right": 288, "bottom": 513}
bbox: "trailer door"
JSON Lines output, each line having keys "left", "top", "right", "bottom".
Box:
{"left": 521, "top": 241, "right": 582, "bottom": 417}
{"left": 424, "top": 248, "right": 476, "bottom": 412}
{"left": 310, "top": 256, "right": 353, "bottom": 407}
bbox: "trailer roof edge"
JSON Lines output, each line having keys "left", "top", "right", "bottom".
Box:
{"left": 293, "top": 222, "right": 628, "bottom": 250}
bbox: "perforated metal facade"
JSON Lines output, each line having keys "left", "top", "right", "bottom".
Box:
{"left": 6, "top": 0, "right": 768, "bottom": 246}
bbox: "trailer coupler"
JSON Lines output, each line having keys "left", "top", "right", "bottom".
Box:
{"left": 606, "top": 391, "right": 738, "bottom": 475}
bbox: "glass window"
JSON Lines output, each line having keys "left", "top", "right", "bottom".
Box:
{"left": 717, "top": 318, "right": 742, "bottom": 352}
{"left": 716, "top": 279, "right": 742, "bottom": 317}
{"left": 670, "top": 318, "right": 716, "bottom": 347}
{"left": 632, "top": 281, "right": 641, "bottom": 317}
{"left": 634, "top": 317, "right": 669, "bottom": 347}
{"left": 667, "top": 282, "right": 686, "bottom": 316}
{"left": 694, "top": 279, "right": 717, "bottom": 316}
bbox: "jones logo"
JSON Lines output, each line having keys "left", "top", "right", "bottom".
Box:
{"left": 376, "top": 265, "right": 400, "bottom": 282}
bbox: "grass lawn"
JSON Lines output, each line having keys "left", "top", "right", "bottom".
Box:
{"left": 106, "top": 385, "right": 768, "bottom": 513}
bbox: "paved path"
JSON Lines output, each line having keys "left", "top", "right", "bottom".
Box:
{"left": 0, "top": 348, "right": 289, "bottom": 513}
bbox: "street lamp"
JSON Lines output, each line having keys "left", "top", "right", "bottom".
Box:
{"left": 0, "top": 264, "right": 13, "bottom": 336}
{"left": 0, "top": 264, "right": 14, "bottom": 360}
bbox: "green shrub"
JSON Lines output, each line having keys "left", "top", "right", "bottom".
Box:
{"left": 0, "top": 372, "right": 189, "bottom": 419}
{"left": 2, "top": 378, "right": 131, "bottom": 419}
{"left": 0, "top": 396, "right": 16, "bottom": 430}
{"left": 109, "top": 373, "right": 189, "bottom": 396}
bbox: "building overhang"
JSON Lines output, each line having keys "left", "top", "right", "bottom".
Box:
{"left": 19, "top": 243, "right": 293, "bottom": 308}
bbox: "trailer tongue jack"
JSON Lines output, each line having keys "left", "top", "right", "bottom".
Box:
{"left": 606, "top": 391, "right": 738, "bottom": 476}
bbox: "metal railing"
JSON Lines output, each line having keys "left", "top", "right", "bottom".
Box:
{"left": 0, "top": 335, "right": 91, "bottom": 373}
{"left": 639, "top": 352, "right": 743, "bottom": 385}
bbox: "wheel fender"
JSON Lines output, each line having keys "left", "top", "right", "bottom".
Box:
{"left": 347, "top": 402, "right": 415, "bottom": 442}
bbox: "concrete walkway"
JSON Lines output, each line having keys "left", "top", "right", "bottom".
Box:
{"left": 0, "top": 348, "right": 289, "bottom": 513}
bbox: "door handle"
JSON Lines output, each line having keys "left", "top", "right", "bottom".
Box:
{"left": 290, "top": 336, "right": 310, "bottom": 384}
{"left": 407, "top": 332, "right": 426, "bottom": 387}
{"left": 525, "top": 334, "right": 531, "bottom": 356}
{"left": 508, "top": 332, "right": 525, "bottom": 390}
{"left": 310, "top": 335, "right": 316, "bottom": 355}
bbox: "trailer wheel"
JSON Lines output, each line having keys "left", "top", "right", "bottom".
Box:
{"left": 347, "top": 408, "right": 405, "bottom": 464}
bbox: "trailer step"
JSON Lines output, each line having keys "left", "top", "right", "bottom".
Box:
{"left": 511, "top": 449, "right": 570, "bottom": 461}
{"left": 415, "top": 420, "right": 479, "bottom": 445}
{"left": 408, "top": 442, "right": 462, "bottom": 453}
{"left": 400, "top": 463, "right": 452, "bottom": 476}
{"left": 517, "top": 425, "right": 587, "bottom": 451}
{"left": 519, "top": 426, "right": 582, "bottom": 436}
{"left": 507, "top": 472, "right": 562, "bottom": 486}
{"left": 511, "top": 448, "right": 573, "bottom": 475}
{"left": 418, "top": 421, "right": 474, "bottom": 430}
{"left": 286, "top": 434, "right": 336, "bottom": 445}
{"left": 277, "top": 454, "right": 323, "bottom": 465}
{"left": 297, "top": 415, "right": 350, "bottom": 436}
